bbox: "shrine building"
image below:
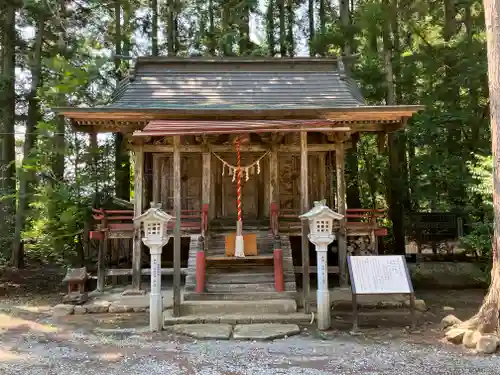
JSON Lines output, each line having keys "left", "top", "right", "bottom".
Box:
{"left": 58, "top": 57, "right": 422, "bottom": 316}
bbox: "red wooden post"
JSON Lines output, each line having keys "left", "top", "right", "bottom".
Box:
{"left": 270, "top": 202, "right": 279, "bottom": 236}
{"left": 195, "top": 250, "right": 206, "bottom": 293}
{"left": 273, "top": 247, "right": 284, "bottom": 292}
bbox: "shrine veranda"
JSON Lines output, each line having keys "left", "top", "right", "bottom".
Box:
{"left": 57, "top": 57, "right": 422, "bottom": 316}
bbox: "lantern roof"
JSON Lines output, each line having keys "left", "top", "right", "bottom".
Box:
{"left": 299, "top": 200, "right": 344, "bottom": 221}
{"left": 134, "top": 202, "right": 173, "bottom": 226}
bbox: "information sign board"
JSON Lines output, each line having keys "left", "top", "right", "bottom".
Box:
{"left": 347, "top": 255, "right": 413, "bottom": 295}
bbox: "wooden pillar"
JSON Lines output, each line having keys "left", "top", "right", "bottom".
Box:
{"left": 269, "top": 146, "right": 279, "bottom": 211}
{"left": 202, "top": 150, "right": 211, "bottom": 218}
{"left": 173, "top": 136, "right": 182, "bottom": 316}
{"left": 318, "top": 152, "right": 326, "bottom": 200}
{"left": 97, "top": 217, "right": 107, "bottom": 292}
{"left": 336, "top": 141, "right": 348, "bottom": 287}
{"left": 300, "top": 131, "right": 310, "bottom": 312}
{"left": 210, "top": 154, "right": 217, "bottom": 219}
{"left": 132, "top": 147, "right": 144, "bottom": 291}
{"left": 152, "top": 154, "right": 161, "bottom": 204}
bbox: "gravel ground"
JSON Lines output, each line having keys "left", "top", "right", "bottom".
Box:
{"left": 0, "top": 321, "right": 499, "bottom": 375}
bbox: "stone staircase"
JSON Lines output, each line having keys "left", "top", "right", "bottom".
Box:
{"left": 184, "top": 225, "right": 297, "bottom": 302}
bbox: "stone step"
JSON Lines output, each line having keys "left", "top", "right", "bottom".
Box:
{"left": 206, "top": 272, "right": 295, "bottom": 284}
{"left": 163, "top": 311, "right": 311, "bottom": 326}
{"left": 183, "top": 291, "right": 297, "bottom": 301}
{"left": 179, "top": 299, "right": 297, "bottom": 315}
{"left": 205, "top": 281, "right": 296, "bottom": 294}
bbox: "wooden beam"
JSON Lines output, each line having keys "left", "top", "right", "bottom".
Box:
{"left": 132, "top": 147, "right": 144, "bottom": 291}
{"left": 173, "top": 135, "right": 182, "bottom": 317}
{"left": 202, "top": 150, "right": 211, "bottom": 218}
{"left": 300, "top": 131, "right": 310, "bottom": 313}
{"left": 152, "top": 153, "right": 161, "bottom": 204}
{"left": 128, "top": 143, "right": 345, "bottom": 153}
{"left": 336, "top": 141, "right": 348, "bottom": 287}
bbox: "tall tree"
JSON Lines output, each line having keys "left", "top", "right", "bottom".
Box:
{"left": 340, "top": 0, "right": 362, "bottom": 211}
{"left": 451, "top": 0, "right": 500, "bottom": 339}
{"left": 0, "top": 1, "right": 17, "bottom": 254}
{"left": 278, "top": 0, "right": 286, "bottom": 56}
{"left": 286, "top": 0, "right": 294, "bottom": 56}
{"left": 114, "top": 0, "right": 130, "bottom": 200}
{"left": 152, "top": 0, "right": 159, "bottom": 56}
{"left": 267, "top": 0, "right": 276, "bottom": 56}
{"left": 308, "top": 0, "right": 315, "bottom": 54}
{"left": 12, "top": 7, "right": 45, "bottom": 267}
{"left": 167, "top": 0, "right": 176, "bottom": 55}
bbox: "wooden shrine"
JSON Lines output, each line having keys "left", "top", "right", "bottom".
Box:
{"left": 57, "top": 57, "right": 423, "bottom": 316}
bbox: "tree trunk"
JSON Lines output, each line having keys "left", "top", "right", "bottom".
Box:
{"left": 152, "top": 0, "right": 159, "bottom": 56}
{"left": 278, "top": 0, "right": 286, "bottom": 56}
{"left": 12, "top": 13, "right": 44, "bottom": 267}
{"left": 208, "top": 0, "right": 215, "bottom": 55}
{"left": 319, "top": 0, "right": 326, "bottom": 37}
{"left": 114, "top": 0, "right": 130, "bottom": 200}
{"left": 308, "top": 0, "right": 315, "bottom": 55}
{"left": 267, "top": 0, "right": 275, "bottom": 56}
{"left": 340, "top": 0, "right": 361, "bottom": 210}
{"left": 0, "top": 2, "right": 16, "bottom": 254}
{"left": 222, "top": 3, "right": 233, "bottom": 56}
{"left": 455, "top": 0, "right": 500, "bottom": 336}
{"left": 167, "top": 0, "right": 175, "bottom": 55}
{"left": 286, "top": 0, "right": 294, "bottom": 57}
{"left": 383, "top": 0, "right": 406, "bottom": 255}
{"left": 239, "top": 2, "right": 251, "bottom": 55}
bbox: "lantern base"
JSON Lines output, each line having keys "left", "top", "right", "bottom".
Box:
{"left": 235, "top": 235, "right": 245, "bottom": 258}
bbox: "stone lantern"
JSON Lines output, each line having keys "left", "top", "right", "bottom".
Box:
{"left": 134, "top": 202, "right": 173, "bottom": 331}
{"left": 300, "top": 199, "right": 344, "bottom": 330}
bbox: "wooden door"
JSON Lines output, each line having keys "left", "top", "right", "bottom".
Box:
{"left": 218, "top": 153, "right": 261, "bottom": 219}
{"left": 156, "top": 154, "right": 202, "bottom": 211}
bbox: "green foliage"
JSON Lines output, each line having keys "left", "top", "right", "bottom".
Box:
{"left": 1, "top": 0, "right": 495, "bottom": 264}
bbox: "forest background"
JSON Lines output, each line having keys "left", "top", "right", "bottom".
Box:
{"left": 0, "top": 0, "right": 492, "bottom": 267}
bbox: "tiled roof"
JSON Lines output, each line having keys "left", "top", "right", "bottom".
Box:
{"left": 106, "top": 57, "right": 365, "bottom": 110}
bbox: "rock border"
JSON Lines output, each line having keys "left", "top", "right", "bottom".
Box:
{"left": 52, "top": 302, "right": 151, "bottom": 317}
{"left": 442, "top": 315, "right": 500, "bottom": 354}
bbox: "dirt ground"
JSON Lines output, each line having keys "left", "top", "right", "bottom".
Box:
{"left": 0, "top": 265, "right": 498, "bottom": 375}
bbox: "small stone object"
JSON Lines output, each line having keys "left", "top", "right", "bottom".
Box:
{"left": 443, "top": 306, "right": 455, "bottom": 312}
{"left": 52, "top": 304, "right": 75, "bottom": 317}
{"left": 62, "top": 267, "right": 88, "bottom": 305}
{"left": 441, "top": 315, "right": 462, "bottom": 329}
{"left": 477, "top": 334, "right": 499, "bottom": 354}
{"left": 463, "top": 330, "right": 482, "bottom": 349}
{"left": 445, "top": 328, "right": 466, "bottom": 344}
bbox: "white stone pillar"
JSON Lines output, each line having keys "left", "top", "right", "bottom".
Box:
{"left": 149, "top": 245, "right": 163, "bottom": 332}
{"left": 315, "top": 242, "right": 330, "bottom": 330}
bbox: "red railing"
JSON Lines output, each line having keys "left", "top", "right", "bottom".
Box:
{"left": 272, "top": 207, "right": 388, "bottom": 236}
{"left": 90, "top": 207, "right": 205, "bottom": 238}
